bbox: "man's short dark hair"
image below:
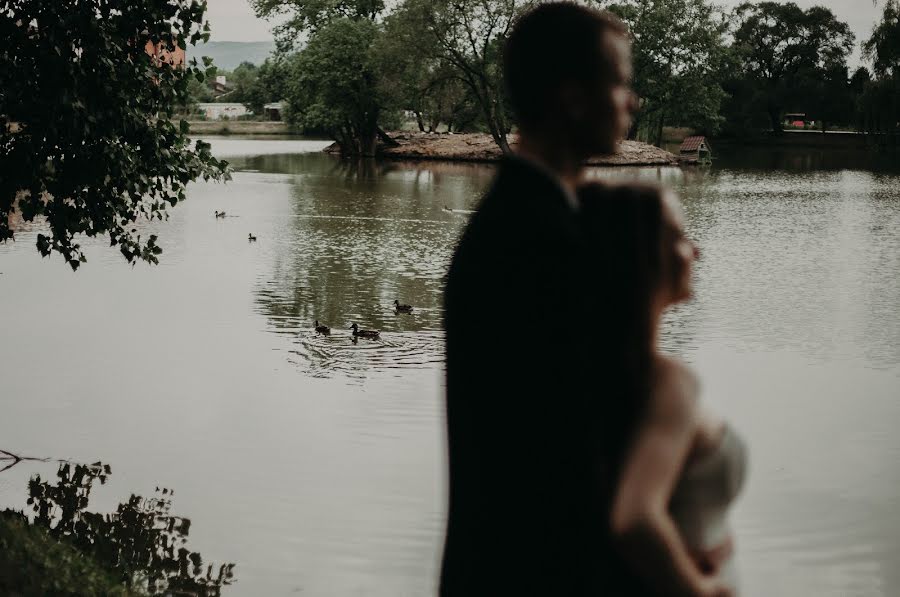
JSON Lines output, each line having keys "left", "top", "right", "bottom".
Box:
{"left": 504, "top": 2, "right": 627, "bottom": 129}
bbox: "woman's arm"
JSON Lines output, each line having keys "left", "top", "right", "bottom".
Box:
{"left": 610, "top": 365, "right": 732, "bottom": 597}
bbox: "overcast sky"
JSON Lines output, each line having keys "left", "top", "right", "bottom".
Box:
{"left": 205, "top": 0, "right": 883, "bottom": 64}
{"left": 205, "top": 0, "right": 275, "bottom": 42}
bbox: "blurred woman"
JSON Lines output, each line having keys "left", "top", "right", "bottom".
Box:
{"left": 579, "top": 183, "right": 747, "bottom": 597}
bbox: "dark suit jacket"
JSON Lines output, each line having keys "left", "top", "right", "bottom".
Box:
{"left": 441, "top": 157, "right": 608, "bottom": 595}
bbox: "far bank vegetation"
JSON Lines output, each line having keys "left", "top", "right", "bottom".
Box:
{"left": 237, "top": 0, "right": 900, "bottom": 156}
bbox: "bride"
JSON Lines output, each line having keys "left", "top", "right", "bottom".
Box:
{"left": 579, "top": 182, "right": 748, "bottom": 597}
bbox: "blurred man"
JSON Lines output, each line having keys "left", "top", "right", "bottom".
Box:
{"left": 441, "top": 3, "right": 634, "bottom": 595}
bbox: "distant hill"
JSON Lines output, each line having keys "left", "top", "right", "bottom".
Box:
{"left": 188, "top": 41, "right": 276, "bottom": 71}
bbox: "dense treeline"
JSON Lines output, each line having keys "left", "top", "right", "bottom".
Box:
{"left": 245, "top": 0, "right": 900, "bottom": 153}
{"left": 859, "top": 0, "right": 900, "bottom": 140}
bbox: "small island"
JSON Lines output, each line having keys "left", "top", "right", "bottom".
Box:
{"left": 324, "top": 131, "right": 678, "bottom": 167}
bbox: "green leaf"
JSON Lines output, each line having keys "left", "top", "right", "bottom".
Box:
{"left": 3, "top": 0, "right": 228, "bottom": 268}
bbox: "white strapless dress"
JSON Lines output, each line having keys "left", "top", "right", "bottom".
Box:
{"left": 669, "top": 423, "right": 748, "bottom": 593}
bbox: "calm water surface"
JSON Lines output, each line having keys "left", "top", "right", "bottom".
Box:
{"left": 1, "top": 137, "right": 898, "bottom": 596}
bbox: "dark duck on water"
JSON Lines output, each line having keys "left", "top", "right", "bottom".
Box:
{"left": 350, "top": 323, "right": 380, "bottom": 339}
{"left": 393, "top": 300, "right": 413, "bottom": 313}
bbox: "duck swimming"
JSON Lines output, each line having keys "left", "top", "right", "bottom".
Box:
{"left": 215, "top": 210, "right": 226, "bottom": 218}
{"left": 314, "top": 320, "right": 331, "bottom": 335}
{"left": 393, "top": 300, "right": 413, "bottom": 313}
{"left": 350, "top": 323, "right": 380, "bottom": 339}
{"left": 248, "top": 233, "right": 257, "bottom": 242}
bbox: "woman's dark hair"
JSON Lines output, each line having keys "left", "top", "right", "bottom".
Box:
{"left": 504, "top": 3, "right": 627, "bottom": 129}
{"left": 578, "top": 182, "right": 668, "bottom": 488}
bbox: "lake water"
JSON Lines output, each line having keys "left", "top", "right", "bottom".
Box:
{"left": 1, "top": 137, "right": 898, "bottom": 596}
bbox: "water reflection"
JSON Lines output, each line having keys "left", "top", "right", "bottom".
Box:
{"left": 0, "top": 448, "right": 49, "bottom": 474}
{"left": 1, "top": 455, "right": 235, "bottom": 596}
{"left": 657, "top": 143, "right": 900, "bottom": 174}
{"left": 250, "top": 156, "right": 492, "bottom": 380}
{"left": 242, "top": 149, "right": 900, "bottom": 378}
{"left": 2, "top": 136, "right": 900, "bottom": 597}
{"left": 714, "top": 145, "right": 900, "bottom": 173}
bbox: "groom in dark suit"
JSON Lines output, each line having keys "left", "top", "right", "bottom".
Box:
{"left": 441, "top": 3, "right": 634, "bottom": 595}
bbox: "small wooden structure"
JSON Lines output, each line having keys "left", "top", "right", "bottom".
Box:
{"left": 264, "top": 102, "right": 284, "bottom": 121}
{"left": 679, "top": 136, "right": 712, "bottom": 164}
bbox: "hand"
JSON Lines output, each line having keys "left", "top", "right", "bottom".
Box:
{"left": 696, "top": 575, "right": 734, "bottom": 597}
{"left": 692, "top": 536, "right": 734, "bottom": 575}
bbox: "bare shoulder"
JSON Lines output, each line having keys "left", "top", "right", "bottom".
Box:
{"left": 648, "top": 355, "right": 702, "bottom": 424}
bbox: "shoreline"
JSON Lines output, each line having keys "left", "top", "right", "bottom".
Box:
{"left": 325, "top": 131, "right": 679, "bottom": 167}
{"left": 712, "top": 129, "right": 898, "bottom": 149}
{"left": 186, "top": 120, "right": 293, "bottom": 135}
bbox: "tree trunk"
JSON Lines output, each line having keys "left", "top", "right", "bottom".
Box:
{"left": 376, "top": 127, "right": 399, "bottom": 147}
{"left": 485, "top": 101, "right": 511, "bottom": 153}
{"left": 334, "top": 127, "right": 352, "bottom": 156}
{"left": 654, "top": 112, "right": 665, "bottom": 147}
{"left": 359, "top": 111, "right": 379, "bottom": 157}
{"left": 359, "top": 129, "right": 378, "bottom": 157}
{"left": 769, "top": 107, "right": 783, "bottom": 133}
{"left": 488, "top": 121, "right": 511, "bottom": 153}
{"left": 461, "top": 74, "right": 511, "bottom": 153}
{"left": 414, "top": 111, "right": 426, "bottom": 133}
{"left": 627, "top": 118, "right": 640, "bottom": 141}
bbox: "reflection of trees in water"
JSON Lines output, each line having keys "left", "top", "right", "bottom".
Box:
{"left": 242, "top": 152, "right": 900, "bottom": 371}
{"left": 709, "top": 145, "right": 900, "bottom": 173}
{"left": 1, "top": 459, "right": 234, "bottom": 596}
{"left": 250, "top": 155, "right": 493, "bottom": 378}
{"left": 0, "top": 448, "right": 49, "bottom": 473}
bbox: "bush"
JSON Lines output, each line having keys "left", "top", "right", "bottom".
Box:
{"left": 0, "top": 514, "right": 139, "bottom": 597}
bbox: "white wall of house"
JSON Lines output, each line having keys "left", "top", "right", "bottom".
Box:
{"left": 197, "top": 103, "right": 249, "bottom": 120}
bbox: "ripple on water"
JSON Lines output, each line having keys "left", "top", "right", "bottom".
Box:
{"left": 290, "top": 330, "right": 446, "bottom": 381}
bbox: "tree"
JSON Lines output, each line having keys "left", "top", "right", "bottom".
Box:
{"left": 0, "top": 0, "right": 230, "bottom": 270}
{"left": 375, "top": 6, "right": 482, "bottom": 133}
{"left": 250, "top": 0, "right": 386, "bottom": 49}
{"left": 391, "top": 0, "right": 529, "bottom": 152}
{"left": 810, "top": 64, "right": 856, "bottom": 131}
{"left": 252, "top": 0, "right": 393, "bottom": 152}
{"left": 224, "top": 61, "right": 260, "bottom": 105}
{"left": 244, "top": 57, "right": 291, "bottom": 115}
{"left": 858, "top": 0, "right": 900, "bottom": 138}
{"left": 251, "top": 0, "right": 528, "bottom": 152}
{"left": 864, "top": 0, "right": 900, "bottom": 78}
{"left": 285, "top": 18, "right": 385, "bottom": 155}
{"left": 597, "top": 0, "right": 730, "bottom": 145}
{"left": 184, "top": 74, "right": 217, "bottom": 109}
{"left": 730, "top": 2, "right": 855, "bottom": 133}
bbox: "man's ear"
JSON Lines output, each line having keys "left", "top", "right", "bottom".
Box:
{"left": 558, "top": 81, "right": 587, "bottom": 122}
